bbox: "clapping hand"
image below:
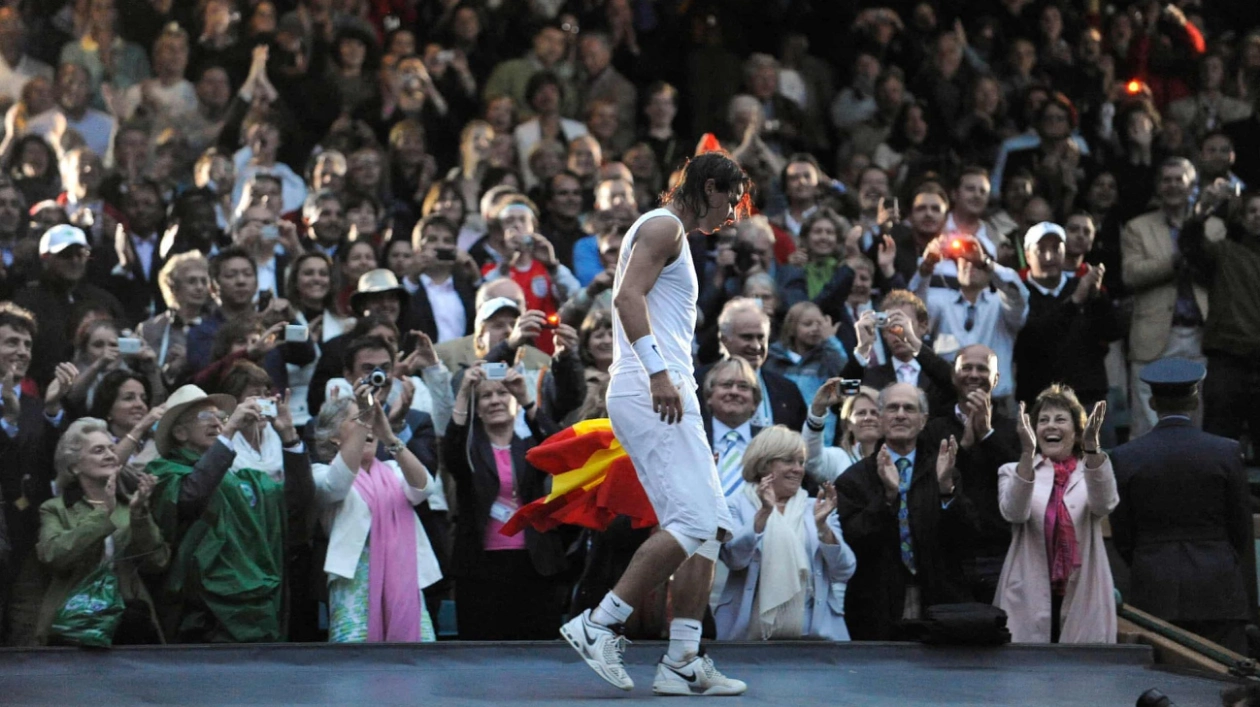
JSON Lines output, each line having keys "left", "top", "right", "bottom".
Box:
{"left": 129, "top": 473, "right": 156, "bottom": 515}
{"left": 1082, "top": 401, "right": 1106, "bottom": 454}
{"left": 877, "top": 446, "right": 899, "bottom": 503}
{"left": 0, "top": 360, "right": 21, "bottom": 424}
{"left": 757, "top": 473, "right": 777, "bottom": 510}
{"left": 961, "top": 390, "right": 992, "bottom": 449}
{"left": 813, "top": 483, "right": 838, "bottom": 527}
{"left": 936, "top": 435, "right": 958, "bottom": 494}
{"left": 1016, "top": 402, "right": 1037, "bottom": 456}
{"left": 44, "top": 362, "right": 79, "bottom": 414}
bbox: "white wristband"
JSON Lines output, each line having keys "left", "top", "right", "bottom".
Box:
{"left": 631, "top": 335, "right": 668, "bottom": 376}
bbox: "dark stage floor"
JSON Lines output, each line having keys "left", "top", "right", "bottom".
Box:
{"left": 0, "top": 640, "right": 1241, "bottom": 705}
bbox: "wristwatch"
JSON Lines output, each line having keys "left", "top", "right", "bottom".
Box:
{"left": 385, "top": 440, "right": 406, "bottom": 456}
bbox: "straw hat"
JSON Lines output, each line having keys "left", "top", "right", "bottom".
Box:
{"left": 154, "top": 385, "right": 237, "bottom": 457}
{"left": 349, "top": 268, "right": 406, "bottom": 314}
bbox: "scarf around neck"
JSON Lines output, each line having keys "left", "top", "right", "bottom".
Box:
{"left": 1044, "top": 457, "right": 1081, "bottom": 597}
{"left": 354, "top": 458, "right": 422, "bottom": 642}
{"left": 742, "top": 483, "right": 811, "bottom": 639}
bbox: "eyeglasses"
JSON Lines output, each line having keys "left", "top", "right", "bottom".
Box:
{"left": 195, "top": 410, "right": 228, "bottom": 424}
{"left": 714, "top": 380, "right": 755, "bottom": 392}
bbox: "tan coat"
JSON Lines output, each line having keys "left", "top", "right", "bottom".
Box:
{"left": 994, "top": 454, "right": 1119, "bottom": 643}
{"left": 1120, "top": 211, "right": 1225, "bottom": 362}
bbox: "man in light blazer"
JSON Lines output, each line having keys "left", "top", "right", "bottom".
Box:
{"left": 1121, "top": 157, "right": 1225, "bottom": 437}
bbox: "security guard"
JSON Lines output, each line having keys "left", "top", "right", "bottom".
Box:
{"left": 1111, "top": 358, "right": 1257, "bottom": 654}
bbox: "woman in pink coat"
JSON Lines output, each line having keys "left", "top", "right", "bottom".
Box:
{"left": 995, "top": 385, "right": 1118, "bottom": 643}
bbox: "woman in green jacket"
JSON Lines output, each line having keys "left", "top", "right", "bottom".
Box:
{"left": 36, "top": 418, "right": 169, "bottom": 645}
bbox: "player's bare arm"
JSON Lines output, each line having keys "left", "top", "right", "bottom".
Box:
{"left": 613, "top": 216, "right": 685, "bottom": 424}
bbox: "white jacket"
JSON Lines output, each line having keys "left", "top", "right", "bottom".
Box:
{"left": 313, "top": 455, "right": 442, "bottom": 589}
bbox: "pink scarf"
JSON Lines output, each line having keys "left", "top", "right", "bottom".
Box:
{"left": 354, "top": 458, "right": 422, "bottom": 642}
{"left": 1044, "top": 457, "right": 1081, "bottom": 597}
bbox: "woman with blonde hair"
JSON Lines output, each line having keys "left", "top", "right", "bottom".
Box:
{"left": 996, "top": 385, "right": 1117, "bottom": 643}
{"left": 714, "top": 425, "right": 856, "bottom": 641}
{"left": 764, "top": 301, "right": 848, "bottom": 440}
{"left": 802, "top": 379, "right": 882, "bottom": 485}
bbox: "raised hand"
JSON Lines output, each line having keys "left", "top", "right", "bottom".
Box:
{"left": 1016, "top": 402, "right": 1037, "bottom": 456}
{"left": 936, "top": 435, "right": 958, "bottom": 493}
{"left": 44, "top": 362, "right": 79, "bottom": 413}
{"left": 129, "top": 473, "right": 156, "bottom": 514}
{"left": 0, "top": 361, "right": 21, "bottom": 423}
{"left": 508, "top": 310, "right": 545, "bottom": 348}
{"left": 388, "top": 376, "right": 415, "bottom": 429}
{"left": 553, "top": 323, "right": 579, "bottom": 358}
{"left": 877, "top": 234, "right": 897, "bottom": 276}
{"left": 854, "top": 310, "right": 879, "bottom": 358}
{"left": 502, "top": 367, "right": 530, "bottom": 408}
{"left": 1082, "top": 400, "right": 1107, "bottom": 453}
{"left": 810, "top": 378, "right": 846, "bottom": 417}
{"left": 877, "top": 446, "right": 899, "bottom": 502}
{"left": 273, "top": 389, "right": 296, "bottom": 441}
{"left": 757, "top": 473, "right": 777, "bottom": 509}
{"left": 248, "top": 321, "right": 288, "bottom": 358}
{"left": 967, "top": 389, "right": 992, "bottom": 441}
{"left": 813, "top": 483, "right": 838, "bottom": 526}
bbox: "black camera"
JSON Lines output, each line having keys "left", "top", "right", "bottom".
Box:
{"left": 731, "top": 240, "right": 758, "bottom": 274}
{"left": 361, "top": 367, "right": 389, "bottom": 389}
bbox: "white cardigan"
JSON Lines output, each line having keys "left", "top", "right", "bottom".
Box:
{"left": 312, "top": 455, "right": 443, "bottom": 589}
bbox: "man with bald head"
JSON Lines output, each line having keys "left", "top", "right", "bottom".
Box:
{"left": 922, "top": 344, "right": 1022, "bottom": 604}
{"left": 834, "top": 381, "right": 975, "bottom": 640}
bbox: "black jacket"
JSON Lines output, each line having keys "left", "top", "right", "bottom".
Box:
{"left": 1110, "top": 417, "right": 1257, "bottom": 623}
{"left": 403, "top": 273, "right": 477, "bottom": 345}
{"left": 1014, "top": 278, "right": 1119, "bottom": 406}
{"left": 840, "top": 345, "right": 956, "bottom": 419}
{"left": 442, "top": 412, "right": 567, "bottom": 579}
{"left": 0, "top": 394, "right": 65, "bottom": 584}
{"left": 922, "top": 411, "right": 1021, "bottom": 561}
{"left": 694, "top": 362, "right": 808, "bottom": 433}
{"left": 12, "top": 276, "right": 127, "bottom": 387}
{"left": 834, "top": 438, "right": 976, "bottom": 641}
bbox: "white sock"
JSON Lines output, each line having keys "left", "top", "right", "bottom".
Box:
{"left": 591, "top": 591, "right": 633, "bottom": 627}
{"left": 667, "top": 618, "right": 702, "bottom": 663}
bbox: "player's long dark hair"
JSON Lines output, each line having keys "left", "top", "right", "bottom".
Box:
{"left": 660, "top": 151, "right": 754, "bottom": 222}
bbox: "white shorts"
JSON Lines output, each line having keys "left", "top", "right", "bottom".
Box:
{"left": 607, "top": 371, "right": 734, "bottom": 543}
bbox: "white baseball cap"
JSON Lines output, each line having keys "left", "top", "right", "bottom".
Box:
{"left": 475, "top": 296, "right": 521, "bottom": 328}
{"left": 39, "top": 224, "right": 90, "bottom": 255}
{"left": 1022, "top": 222, "right": 1066, "bottom": 252}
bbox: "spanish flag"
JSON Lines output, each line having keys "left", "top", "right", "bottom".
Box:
{"left": 501, "top": 419, "right": 657, "bottom": 536}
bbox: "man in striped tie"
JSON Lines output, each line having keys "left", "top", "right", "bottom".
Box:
{"left": 833, "top": 382, "right": 976, "bottom": 640}
{"left": 702, "top": 358, "right": 765, "bottom": 497}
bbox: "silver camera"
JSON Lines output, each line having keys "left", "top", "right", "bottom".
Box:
{"left": 875, "top": 312, "right": 889, "bottom": 329}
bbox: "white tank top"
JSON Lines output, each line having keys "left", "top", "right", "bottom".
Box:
{"left": 609, "top": 208, "right": 697, "bottom": 382}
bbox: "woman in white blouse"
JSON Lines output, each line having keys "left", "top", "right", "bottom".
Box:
{"left": 311, "top": 388, "right": 441, "bottom": 643}
{"left": 715, "top": 426, "right": 857, "bottom": 641}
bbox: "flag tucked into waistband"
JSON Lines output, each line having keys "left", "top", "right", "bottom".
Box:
{"left": 501, "top": 418, "right": 657, "bottom": 535}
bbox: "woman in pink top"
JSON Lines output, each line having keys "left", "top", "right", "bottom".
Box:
{"left": 443, "top": 363, "right": 569, "bottom": 639}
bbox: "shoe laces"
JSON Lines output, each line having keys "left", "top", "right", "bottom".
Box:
{"left": 603, "top": 633, "right": 630, "bottom": 667}
{"left": 698, "top": 655, "right": 723, "bottom": 680}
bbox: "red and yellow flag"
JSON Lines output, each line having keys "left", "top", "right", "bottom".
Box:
{"left": 501, "top": 419, "right": 657, "bottom": 536}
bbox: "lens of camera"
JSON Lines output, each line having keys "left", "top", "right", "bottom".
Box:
{"left": 367, "top": 367, "right": 388, "bottom": 388}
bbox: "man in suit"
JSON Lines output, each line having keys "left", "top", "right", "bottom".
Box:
{"left": 921, "top": 345, "right": 1021, "bottom": 605}
{"left": 834, "top": 382, "right": 974, "bottom": 640}
{"left": 696, "top": 297, "right": 807, "bottom": 432}
{"left": 700, "top": 357, "right": 765, "bottom": 498}
{"left": 405, "top": 214, "right": 477, "bottom": 344}
{"left": 1121, "top": 157, "right": 1226, "bottom": 437}
{"left": 0, "top": 303, "right": 67, "bottom": 644}
{"left": 840, "top": 289, "right": 956, "bottom": 419}
{"left": 88, "top": 178, "right": 168, "bottom": 326}
{"left": 1110, "top": 358, "right": 1257, "bottom": 654}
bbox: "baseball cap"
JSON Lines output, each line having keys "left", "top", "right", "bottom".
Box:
{"left": 1022, "top": 222, "right": 1066, "bottom": 253}
{"left": 39, "top": 224, "right": 90, "bottom": 256}
{"left": 475, "top": 296, "right": 521, "bottom": 328}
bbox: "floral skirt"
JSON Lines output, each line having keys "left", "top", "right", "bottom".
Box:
{"left": 328, "top": 540, "right": 435, "bottom": 643}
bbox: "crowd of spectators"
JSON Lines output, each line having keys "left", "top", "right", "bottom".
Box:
{"left": 0, "top": 0, "right": 1258, "bottom": 653}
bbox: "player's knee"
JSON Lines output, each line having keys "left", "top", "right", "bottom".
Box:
{"left": 664, "top": 526, "right": 718, "bottom": 559}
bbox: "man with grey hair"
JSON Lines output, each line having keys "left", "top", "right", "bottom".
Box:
{"left": 697, "top": 297, "right": 807, "bottom": 432}
{"left": 1122, "top": 156, "right": 1225, "bottom": 437}
{"left": 578, "top": 32, "right": 636, "bottom": 153}
{"left": 742, "top": 53, "right": 811, "bottom": 155}
{"left": 834, "top": 381, "right": 973, "bottom": 640}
